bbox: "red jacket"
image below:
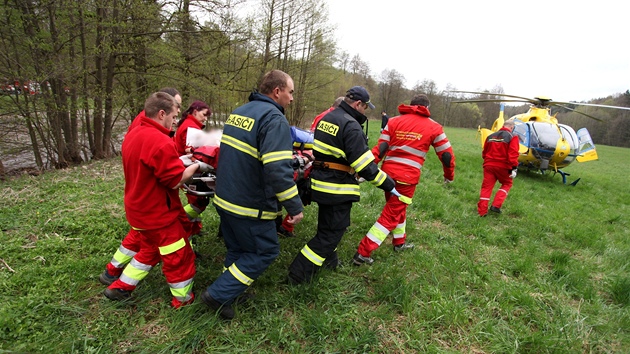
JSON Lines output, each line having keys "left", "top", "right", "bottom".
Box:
{"left": 310, "top": 107, "right": 334, "bottom": 131}
{"left": 482, "top": 127, "right": 520, "bottom": 170}
{"left": 122, "top": 116, "right": 186, "bottom": 230}
{"left": 173, "top": 115, "right": 204, "bottom": 155}
{"left": 372, "top": 104, "right": 455, "bottom": 184}
{"left": 127, "top": 110, "right": 146, "bottom": 133}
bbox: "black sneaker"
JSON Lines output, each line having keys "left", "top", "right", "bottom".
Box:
{"left": 201, "top": 290, "right": 235, "bottom": 320}
{"left": 352, "top": 252, "right": 374, "bottom": 266}
{"left": 277, "top": 226, "right": 295, "bottom": 238}
{"left": 103, "top": 288, "right": 131, "bottom": 301}
{"left": 393, "top": 243, "right": 415, "bottom": 252}
{"left": 99, "top": 271, "right": 119, "bottom": 286}
{"left": 489, "top": 206, "right": 502, "bottom": 214}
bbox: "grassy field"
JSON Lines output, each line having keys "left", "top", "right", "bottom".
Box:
{"left": 1, "top": 124, "right": 629, "bottom": 353}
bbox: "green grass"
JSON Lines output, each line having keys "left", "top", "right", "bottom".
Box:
{"left": 1, "top": 124, "right": 629, "bottom": 353}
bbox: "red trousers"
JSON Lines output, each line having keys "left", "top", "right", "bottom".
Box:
{"left": 478, "top": 165, "right": 513, "bottom": 216}
{"left": 105, "top": 211, "right": 194, "bottom": 276}
{"left": 357, "top": 183, "right": 416, "bottom": 257}
{"left": 108, "top": 218, "right": 196, "bottom": 307}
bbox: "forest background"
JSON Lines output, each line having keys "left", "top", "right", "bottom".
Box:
{"left": 1, "top": 0, "right": 629, "bottom": 176}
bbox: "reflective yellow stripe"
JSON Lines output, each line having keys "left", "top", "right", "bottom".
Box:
{"left": 300, "top": 245, "right": 325, "bottom": 266}
{"left": 158, "top": 238, "right": 186, "bottom": 255}
{"left": 228, "top": 264, "right": 254, "bottom": 286}
{"left": 366, "top": 222, "right": 390, "bottom": 245}
{"left": 276, "top": 185, "right": 298, "bottom": 202}
{"left": 184, "top": 204, "right": 199, "bottom": 218}
{"left": 221, "top": 134, "right": 259, "bottom": 159}
{"left": 313, "top": 140, "right": 346, "bottom": 159}
{"left": 112, "top": 250, "right": 133, "bottom": 267}
{"left": 213, "top": 195, "right": 277, "bottom": 220}
{"left": 261, "top": 150, "right": 292, "bottom": 165}
{"left": 121, "top": 260, "right": 151, "bottom": 282}
{"left": 310, "top": 178, "right": 360, "bottom": 196}
{"left": 169, "top": 278, "right": 194, "bottom": 299}
{"left": 368, "top": 170, "right": 387, "bottom": 187}
{"left": 351, "top": 150, "right": 375, "bottom": 172}
{"left": 392, "top": 221, "right": 406, "bottom": 237}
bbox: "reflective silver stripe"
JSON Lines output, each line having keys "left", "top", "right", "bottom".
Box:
{"left": 118, "top": 245, "right": 136, "bottom": 257}
{"left": 169, "top": 278, "right": 193, "bottom": 290}
{"left": 118, "top": 273, "right": 140, "bottom": 286}
{"left": 379, "top": 132, "right": 390, "bottom": 141}
{"left": 433, "top": 133, "right": 447, "bottom": 143}
{"left": 389, "top": 145, "right": 427, "bottom": 158}
{"left": 129, "top": 258, "right": 152, "bottom": 272}
{"left": 383, "top": 156, "right": 423, "bottom": 169}
{"left": 497, "top": 189, "right": 508, "bottom": 195}
{"left": 435, "top": 141, "right": 452, "bottom": 152}
{"left": 119, "top": 258, "right": 154, "bottom": 285}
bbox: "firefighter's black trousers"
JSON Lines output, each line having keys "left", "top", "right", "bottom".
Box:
{"left": 288, "top": 201, "right": 352, "bottom": 283}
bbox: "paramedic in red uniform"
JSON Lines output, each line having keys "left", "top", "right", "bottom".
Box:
{"left": 354, "top": 94, "right": 456, "bottom": 265}
{"left": 173, "top": 100, "right": 212, "bottom": 236}
{"left": 103, "top": 92, "right": 210, "bottom": 308}
{"left": 99, "top": 87, "right": 185, "bottom": 286}
{"left": 477, "top": 120, "right": 519, "bottom": 216}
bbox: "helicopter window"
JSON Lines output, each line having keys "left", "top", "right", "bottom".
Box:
{"left": 513, "top": 123, "right": 529, "bottom": 146}
{"left": 558, "top": 124, "right": 578, "bottom": 151}
{"left": 531, "top": 123, "right": 559, "bottom": 151}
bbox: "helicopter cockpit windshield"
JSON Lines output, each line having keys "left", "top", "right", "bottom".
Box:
{"left": 529, "top": 123, "right": 559, "bottom": 158}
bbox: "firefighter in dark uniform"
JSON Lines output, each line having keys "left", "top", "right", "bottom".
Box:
{"left": 201, "top": 70, "right": 304, "bottom": 320}
{"left": 287, "top": 86, "right": 398, "bottom": 284}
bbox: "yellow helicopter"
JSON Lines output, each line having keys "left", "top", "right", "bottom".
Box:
{"left": 449, "top": 91, "right": 630, "bottom": 184}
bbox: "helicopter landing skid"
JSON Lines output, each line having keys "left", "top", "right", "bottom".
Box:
{"left": 552, "top": 169, "right": 580, "bottom": 186}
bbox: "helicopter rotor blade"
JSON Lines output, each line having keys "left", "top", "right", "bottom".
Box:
{"left": 448, "top": 90, "right": 538, "bottom": 104}
{"left": 549, "top": 101, "right": 630, "bottom": 111}
{"left": 451, "top": 98, "right": 531, "bottom": 104}
{"left": 554, "top": 104, "right": 604, "bottom": 122}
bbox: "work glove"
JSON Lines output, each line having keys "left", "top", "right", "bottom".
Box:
{"left": 390, "top": 187, "right": 413, "bottom": 205}
{"left": 443, "top": 177, "right": 453, "bottom": 184}
{"left": 195, "top": 160, "right": 213, "bottom": 173}
{"left": 179, "top": 154, "right": 194, "bottom": 167}
{"left": 509, "top": 169, "right": 517, "bottom": 179}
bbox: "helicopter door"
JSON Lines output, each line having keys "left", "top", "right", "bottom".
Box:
{"left": 576, "top": 128, "right": 598, "bottom": 162}
{"left": 512, "top": 121, "right": 530, "bottom": 154}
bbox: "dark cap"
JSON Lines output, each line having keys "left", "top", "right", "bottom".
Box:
{"left": 346, "top": 86, "right": 375, "bottom": 109}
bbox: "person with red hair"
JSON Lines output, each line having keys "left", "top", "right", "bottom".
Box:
{"left": 173, "top": 100, "right": 212, "bottom": 236}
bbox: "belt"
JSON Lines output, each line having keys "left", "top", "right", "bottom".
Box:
{"left": 312, "top": 161, "right": 355, "bottom": 174}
